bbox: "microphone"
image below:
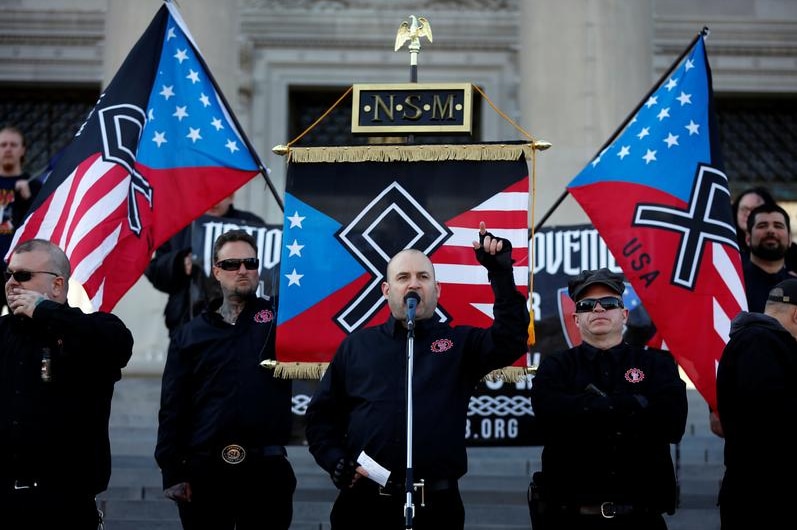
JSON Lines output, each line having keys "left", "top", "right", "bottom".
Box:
{"left": 404, "top": 292, "right": 420, "bottom": 327}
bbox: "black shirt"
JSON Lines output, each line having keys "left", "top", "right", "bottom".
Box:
{"left": 0, "top": 300, "right": 133, "bottom": 494}
{"left": 529, "top": 341, "right": 687, "bottom": 512}
{"left": 743, "top": 260, "right": 792, "bottom": 313}
{"left": 155, "top": 295, "right": 292, "bottom": 488}
{"left": 305, "top": 269, "right": 529, "bottom": 482}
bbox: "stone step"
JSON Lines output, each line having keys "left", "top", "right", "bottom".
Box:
{"left": 98, "top": 500, "right": 719, "bottom": 530}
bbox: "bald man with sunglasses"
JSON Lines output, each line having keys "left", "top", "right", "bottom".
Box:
{"left": 0, "top": 238, "right": 133, "bottom": 528}
{"left": 156, "top": 229, "right": 295, "bottom": 530}
{"left": 528, "top": 268, "right": 687, "bottom": 530}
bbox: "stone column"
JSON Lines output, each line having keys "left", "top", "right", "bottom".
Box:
{"left": 519, "top": 0, "right": 653, "bottom": 227}
{"left": 103, "top": 0, "right": 237, "bottom": 97}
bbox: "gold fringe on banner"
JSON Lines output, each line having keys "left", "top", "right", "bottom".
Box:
{"left": 262, "top": 360, "right": 536, "bottom": 382}
{"left": 484, "top": 365, "right": 537, "bottom": 383}
{"left": 261, "top": 360, "right": 329, "bottom": 380}
{"left": 286, "top": 143, "right": 536, "bottom": 164}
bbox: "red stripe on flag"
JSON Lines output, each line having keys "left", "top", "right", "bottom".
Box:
{"left": 447, "top": 210, "right": 528, "bottom": 228}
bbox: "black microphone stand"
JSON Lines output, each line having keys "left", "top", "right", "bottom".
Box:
{"left": 404, "top": 296, "right": 417, "bottom": 529}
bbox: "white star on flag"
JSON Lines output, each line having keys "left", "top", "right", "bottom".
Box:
{"left": 286, "top": 268, "right": 304, "bottom": 287}
{"left": 286, "top": 239, "right": 304, "bottom": 257}
{"left": 288, "top": 211, "right": 305, "bottom": 228}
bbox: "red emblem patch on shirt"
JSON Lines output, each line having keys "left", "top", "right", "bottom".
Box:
{"left": 430, "top": 338, "right": 453, "bottom": 353}
{"left": 624, "top": 368, "right": 645, "bottom": 383}
{"left": 254, "top": 309, "right": 274, "bottom": 323}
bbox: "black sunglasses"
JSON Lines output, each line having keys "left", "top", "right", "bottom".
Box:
{"left": 575, "top": 296, "right": 624, "bottom": 313}
{"left": 4, "top": 270, "right": 60, "bottom": 283}
{"left": 215, "top": 258, "right": 259, "bottom": 271}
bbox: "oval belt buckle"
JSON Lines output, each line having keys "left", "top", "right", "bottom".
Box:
{"left": 221, "top": 444, "right": 246, "bottom": 464}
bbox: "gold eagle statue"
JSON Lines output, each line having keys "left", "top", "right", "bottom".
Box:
{"left": 394, "top": 15, "right": 433, "bottom": 52}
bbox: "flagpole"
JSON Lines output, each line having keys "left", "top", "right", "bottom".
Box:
{"left": 395, "top": 15, "right": 432, "bottom": 146}
{"left": 530, "top": 27, "right": 709, "bottom": 236}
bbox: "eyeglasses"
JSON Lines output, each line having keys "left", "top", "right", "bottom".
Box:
{"left": 575, "top": 296, "right": 624, "bottom": 313}
{"left": 215, "top": 258, "right": 259, "bottom": 271}
{"left": 4, "top": 270, "right": 60, "bottom": 283}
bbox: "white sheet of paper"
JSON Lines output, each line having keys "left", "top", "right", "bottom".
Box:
{"left": 357, "top": 450, "right": 391, "bottom": 487}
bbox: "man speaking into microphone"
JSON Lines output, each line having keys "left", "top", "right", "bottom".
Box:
{"left": 404, "top": 291, "right": 420, "bottom": 328}
{"left": 305, "top": 222, "right": 529, "bottom": 530}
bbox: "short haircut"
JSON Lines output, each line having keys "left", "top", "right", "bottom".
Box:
{"left": 0, "top": 125, "right": 27, "bottom": 164}
{"left": 12, "top": 238, "right": 71, "bottom": 280}
{"left": 384, "top": 248, "right": 437, "bottom": 285}
{"left": 747, "top": 203, "right": 791, "bottom": 234}
{"left": 212, "top": 229, "right": 258, "bottom": 263}
{"left": 0, "top": 125, "right": 27, "bottom": 147}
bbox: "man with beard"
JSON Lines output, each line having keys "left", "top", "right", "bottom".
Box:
{"left": 743, "top": 203, "right": 797, "bottom": 312}
{"left": 145, "top": 193, "right": 266, "bottom": 337}
{"left": 156, "top": 229, "right": 295, "bottom": 530}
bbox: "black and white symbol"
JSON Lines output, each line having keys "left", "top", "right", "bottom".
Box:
{"left": 98, "top": 104, "right": 153, "bottom": 235}
{"left": 634, "top": 164, "right": 737, "bottom": 289}
{"left": 335, "top": 181, "right": 450, "bottom": 332}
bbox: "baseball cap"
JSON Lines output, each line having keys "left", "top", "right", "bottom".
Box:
{"left": 568, "top": 268, "right": 626, "bottom": 301}
{"left": 767, "top": 278, "right": 797, "bottom": 305}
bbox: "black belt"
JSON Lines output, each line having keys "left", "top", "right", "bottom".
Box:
{"left": 377, "top": 478, "right": 458, "bottom": 497}
{"left": 220, "top": 444, "right": 286, "bottom": 464}
{"left": 574, "top": 502, "right": 653, "bottom": 518}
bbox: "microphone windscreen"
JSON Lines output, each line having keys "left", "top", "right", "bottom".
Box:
{"left": 404, "top": 292, "right": 420, "bottom": 305}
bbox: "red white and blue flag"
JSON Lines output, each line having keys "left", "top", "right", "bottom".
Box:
{"left": 276, "top": 156, "right": 529, "bottom": 365}
{"left": 7, "top": 1, "right": 261, "bottom": 311}
{"left": 567, "top": 32, "right": 745, "bottom": 410}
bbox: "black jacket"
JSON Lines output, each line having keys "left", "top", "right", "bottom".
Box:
{"left": 145, "top": 206, "right": 265, "bottom": 334}
{"left": 742, "top": 259, "right": 793, "bottom": 313}
{"left": 717, "top": 311, "right": 797, "bottom": 508}
{"left": 529, "top": 341, "right": 687, "bottom": 514}
{"left": 155, "top": 295, "right": 292, "bottom": 488}
{"left": 0, "top": 300, "right": 133, "bottom": 494}
{"left": 305, "top": 269, "right": 529, "bottom": 483}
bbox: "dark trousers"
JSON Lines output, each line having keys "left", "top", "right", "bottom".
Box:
{"left": 719, "top": 479, "right": 788, "bottom": 530}
{"left": 329, "top": 481, "right": 465, "bottom": 530}
{"left": 0, "top": 486, "right": 99, "bottom": 530}
{"left": 176, "top": 455, "right": 296, "bottom": 530}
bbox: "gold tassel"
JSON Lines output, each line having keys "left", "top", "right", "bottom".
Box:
{"left": 527, "top": 309, "right": 536, "bottom": 347}
{"left": 526, "top": 133, "right": 538, "bottom": 348}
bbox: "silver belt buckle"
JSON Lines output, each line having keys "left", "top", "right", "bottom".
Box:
{"left": 600, "top": 502, "right": 616, "bottom": 519}
{"left": 221, "top": 444, "right": 246, "bottom": 464}
{"left": 13, "top": 480, "right": 38, "bottom": 490}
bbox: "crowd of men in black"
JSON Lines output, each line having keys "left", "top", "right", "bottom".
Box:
{"left": 1, "top": 123, "right": 795, "bottom": 530}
